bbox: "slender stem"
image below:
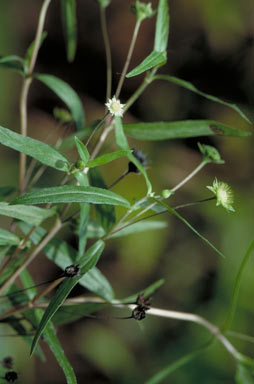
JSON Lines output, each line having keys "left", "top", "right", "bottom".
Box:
{"left": 124, "top": 69, "right": 156, "bottom": 112}
{"left": 89, "top": 122, "right": 114, "bottom": 162}
{"left": 100, "top": 7, "right": 112, "bottom": 102}
{"left": 108, "top": 170, "right": 129, "bottom": 189}
{"left": 0, "top": 218, "right": 62, "bottom": 295}
{"left": 171, "top": 161, "right": 208, "bottom": 193}
{"left": 115, "top": 20, "right": 141, "bottom": 99}
{"left": 19, "top": 0, "right": 52, "bottom": 192}
{"left": 31, "top": 277, "right": 65, "bottom": 304}
{"left": 85, "top": 113, "right": 108, "bottom": 148}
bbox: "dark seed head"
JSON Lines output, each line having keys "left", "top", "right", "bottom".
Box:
{"left": 2, "top": 357, "right": 13, "bottom": 369}
{"left": 136, "top": 294, "right": 151, "bottom": 310}
{"left": 128, "top": 149, "right": 148, "bottom": 174}
{"left": 132, "top": 306, "right": 146, "bottom": 321}
{"left": 64, "top": 264, "right": 80, "bottom": 278}
{"left": 4, "top": 371, "right": 18, "bottom": 383}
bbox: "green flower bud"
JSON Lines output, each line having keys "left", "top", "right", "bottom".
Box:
{"left": 198, "top": 143, "right": 224, "bottom": 164}
{"left": 53, "top": 108, "right": 73, "bottom": 124}
{"left": 161, "top": 189, "right": 173, "bottom": 199}
{"left": 131, "top": 1, "right": 155, "bottom": 22}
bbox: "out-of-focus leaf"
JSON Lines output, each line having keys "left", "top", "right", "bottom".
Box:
{"left": 19, "top": 222, "right": 114, "bottom": 301}
{"left": 154, "top": 0, "right": 169, "bottom": 53}
{"left": 109, "top": 220, "right": 167, "bottom": 239}
{"left": 153, "top": 74, "right": 251, "bottom": 124}
{"left": 0, "top": 55, "right": 24, "bottom": 74}
{"left": 30, "top": 240, "right": 105, "bottom": 355}
{"left": 75, "top": 136, "right": 90, "bottom": 164}
{"left": 53, "top": 302, "right": 105, "bottom": 325}
{"left": 146, "top": 343, "right": 210, "bottom": 384}
{"left": 120, "top": 279, "right": 165, "bottom": 304}
{"left": 89, "top": 168, "right": 116, "bottom": 232}
{"left": 235, "top": 363, "right": 254, "bottom": 384}
{"left": 86, "top": 150, "right": 131, "bottom": 168}
{"left": 61, "top": 0, "right": 77, "bottom": 62}
{"left": 126, "top": 51, "right": 166, "bottom": 78}
{"left": 0, "top": 202, "right": 56, "bottom": 226}
{"left": 0, "top": 186, "right": 16, "bottom": 201}
{"left": 0, "top": 245, "right": 11, "bottom": 260}
{"left": 12, "top": 185, "right": 130, "bottom": 208}
{"left": 123, "top": 120, "right": 251, "bottom": 141}
{"left": 224, "top": 240, "right": 254, "bottom": 331}
{"left": 115, "top": 117, "right": 152, "bottom": 194}
{"left": 0, "top": 125, "right": 70, "bottom": 171}
{"left": 35, "top": 73, "right": 85, "bottom": 130}
{"left": 0, "top": 228, "right": 20, "bottom": 246}
{"left": 86, "top": 220, "right": 106, "bottom": 238}
{"left": 152, "top": 197, "right": 225, "bottom": 258}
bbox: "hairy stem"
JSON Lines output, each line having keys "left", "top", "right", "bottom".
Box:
{"left": 19, "top": 0, "right": 52, "bottom": 192}
{"left": 100, "top": 7, "right": 112, "bottom": 102}
{"left": 115, "top": 20, "right": 141, "bottom": 99}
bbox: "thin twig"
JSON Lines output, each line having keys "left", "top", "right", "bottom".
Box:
{"left": 100, "top": 7, "right": 112, "bottom": 102}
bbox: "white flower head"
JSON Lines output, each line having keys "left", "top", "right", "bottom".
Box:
{"left": 207, "top": 178, "right": 235, "bottom": 212}
{"left": 105, "top": 96, "right": 125, "bottom": 117}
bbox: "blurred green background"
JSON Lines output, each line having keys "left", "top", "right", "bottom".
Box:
{"left": 0, "top": 0, "right": 253, "bottom": 383}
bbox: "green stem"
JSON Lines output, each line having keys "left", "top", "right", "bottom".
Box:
{"left": 115, "top": 20, "right": 141, "bottom": 99}
{"left": 100, "top": 6, "right": 112, "bottom": 102}
{"left": 19, "top": 0, "right": 52, "bottom": 192}
{"left": 171, "top": 160, "right": 208, "bottom": 193}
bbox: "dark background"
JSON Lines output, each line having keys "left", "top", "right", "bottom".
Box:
{"left": 0, "top": 1, "right": 253, "bottom": 383}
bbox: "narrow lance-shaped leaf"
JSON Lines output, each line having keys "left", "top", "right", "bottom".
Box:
{"left": 0, "top": 202, "right": 56, "bottom": 226}
{"left": 123, "top": 120, "right": 251, "bottom": 141}
{"left": 25, "top": 31, "right": 48, "bottom": 71}
{"left": 30, "top": 240, "right": 105, "bottom": 355}
{"left": 34, "top": 74, "right": 85, "bottom": 130}
{"left": 0, "top": 125, "right": 70, "bottom": 172}
{"left": 61, "top": 0, "right": 77, "bottom": 62}
{"left": 75, "top": 171, "right": 90, "bottom": 257}
{"left": 12, "top": 185, "right": 130, "bottom": 208}
{"left": 0, "top": 55, "right": 25, "bottom": 75}
{"left": 154, "top": 0, "right": 170, "bottom": 52}
{"left": 0, "top": 228, "right": 20, "bottom": 246}
{"left": 120, "top": 279, "right": 165, "bottom": 304}
{"left": 89, "top": 168, "right": 116, "bottom": 232}
{"left": 108, "top": 220, "right": 168, "bottom": 239}
{"left": 18, "top": 222, "right": 115, "bottom": 301}
{"left": 115, "top": 117, "right": 152, "bottom": 194}
{"left": 126, "top": 51, "right": 166, "bottom": 78}
{"left": 75, "top": 136, "right": 90, "bottom": 165}
{"left": 152, "top": 74, "right": 251, "bottom": 124}
{"left": 86, "top": 150, "right": 131, "bottom": 168}
{"left": 152, "top": 197, "right": 225, "bottom": 258}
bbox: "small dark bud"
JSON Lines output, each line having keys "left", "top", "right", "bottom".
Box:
{"left": 2, "top": 357, "right": 13, "bottom": 369}
{"left": 136, "top": 294, "right": 151, "bottom": 310}
{"left": 132, "top": 306, "right": 146, "bottom": 321}
{"left": 4, "top": 371, "right": 18, "bottom": 383}
{"left": 64, "top": 264, "right": 80, "bottom": 278}
{"left": 128, "top": 149, "right": 148, "bottom": 174}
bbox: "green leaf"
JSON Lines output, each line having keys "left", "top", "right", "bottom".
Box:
{"left": 123, "top": 120, "right": 251, "bottom": 141}
{"left": 0, "top": 228, "right": 20, "bottom": 246}
{"left": 25, "top": 31, "right": 48, "bottom": 70}
{"left": 0, "top": 202, "right": 56, "bottom": 226}
{"left": 154, "top": 0, "right": 169, "bottom": 53}
{"left": 126, "top": 51, "right": 167, "bottom": 78}
{"left": 235, "top": 363, "right": 254, "bottom": 384}
{"left": 86, "top": 150, "right": 131, "bottom": 168}
{"left": 34, "top": 74, "right": 85, "bottom": 130}
{"left": 108, "top": 220, "right": 168, "bottom": 239}
{"left": 146, "top": 343, "right": 210, "bottom": 384}
{"left": 12, "top": 185, "right": 130, "bottom": 208}
{"left": 61, "top": 0, "right": 77, "bottom": 62}
{"left": 43, "top": 322, "right": 77, "bottom": 384}
{"left": 0, "top": 55, "right": 24, "bottom": 74}
{"left": 224, "top": 240, "right": 254, "bottom": 331}
{"left": 19, "top": 222, "right": 114, "bottom": 301}
{"left": 0, "top": 125, "right": 70, "bottom": 172}
{"left": 30, "top": 240, "right": 105, "bottom": 355}
{"left": 89, "top": 168, "right": 116, "bottom": 231}
{"left": 120, "top": 279, "right": 165, "bottom": 304}
{"left": 74, "top": 136, "right": 90, "bottom": 164}
{"left": 115, "top": 117, "right": 152, "bottom": 194}
{"left": 0, "top": 186, "right": 16, "bottom": 201}
{"left": 153, "top": 75, "right": 251, "bottom": 124}
{"left": 152, "top": 197, "right": 225, "bottom": 258}
{"left": 75, "top": 171, "right": 90, "bottom": 257}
